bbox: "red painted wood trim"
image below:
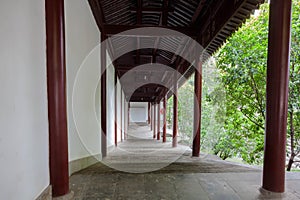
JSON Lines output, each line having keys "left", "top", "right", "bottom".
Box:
{"left": 153, "top": 104, "right": 156, "bottom": 139}
{"left": 192, "top": 62, "right": 202, "bottom": 157}
{"left": 163, "top": 97, "right": 167, "bottom": 143}
{"left": 127, "top": 102, "right": 130, "bottom": 139}
{"left": 262, "top": 0, "right": 292, "bottom": 193}
{"left": 46, "top": 0, "right": 69, "bottom": 197}
{"left": 172, "top": 73, "right": 178, "bottom": 147}
{"left": 157, "top": 102, "right": 161, "bottom": 140}
{"left": 150, "top": 103, "right": 152, "bottom": 131}
{"left": 121, "top": 89, "right": 123, "bottom": 141}
{"left": 128, "top": 102, "right": 130, "bottom": 125}
{"left": 148, "top": 102, "right": 151, "bottom": 124}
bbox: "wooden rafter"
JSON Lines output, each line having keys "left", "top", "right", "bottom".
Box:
{"left": 87, "top": 0, "right": 265, "bottom": 102}
{"left": 136, "top": 0, "right": 142, "bottom": 65}
{"left": 130, "top": 7, "right": 174, "bottom": 13}
{"left": 191, "top": 0, "right": 206, "bottom": 25}
{"left": 161, "top": 0, "right": 169, "bottom": 26}
{"left": 137, "top": 0, "right": 142, "bottom": 25}
{"left": 103, "top": 24, "right": 198, "bottom": 38}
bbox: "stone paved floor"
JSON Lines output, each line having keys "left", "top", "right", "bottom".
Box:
{"left": 70, "top": 123, "right": 300, "bottom": 200}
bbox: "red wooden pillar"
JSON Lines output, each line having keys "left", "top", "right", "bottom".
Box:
{"left": 121, "top": 89, "right": 123, "bottom": 141}
{"left": 172, "top": 74, "right": 178, "bottom": 147}
{"left": 192, "top": 62, "right": 202, "bottom": 157}
{"left": 120, "top": 90, "right": 125, "bottom": 142}
{"left": 122, "top": 94, "right": 127, "bottom": 138}
{"left": 148, "top": 102, "right": 151, "bottom": 124}
{"left": 124, "top": 97, "right": 127, "bottom": 141}
{"left": 163, "top": 97, "right": 167, "bottom": 143}
{"left": 150, "top": 103, "right": 152, "bottom": 131}
{"left": 114, "top": 72, "right": 118, "bottom": 146}
{"left": 128, "top": 102, "right": 130, "bottom": 126}
{"left": 127, "top": 102, "right": 130, "bottom": 139}
{"left": 262, "top": 0, "right": 292, "bottom": 193}
{"left": 46, "top": 0, "right": 69, "bottom": 197}
{"left": 101, "top": 34, "right": 107, "bottom": 157}
{"left": 153, "top": 103, "right": 156, "bottom": 138}
{"left": 157, "top": 102, "right": 161, "bottom": 140}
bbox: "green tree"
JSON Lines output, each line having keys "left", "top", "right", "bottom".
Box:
{"left": 166, "top": 1, "right": 300, "bottom": 168}
{"left": 215, "top": 4, "right": 269, "bottom": 164}
{"left": 177, "top": 77, "right": 194, "bottom": 145}
{"left": 287, "top": 0, "right": 300, "bottom": 171}
{"left": 215, "top": 1, "right": 300, "bottom": 167}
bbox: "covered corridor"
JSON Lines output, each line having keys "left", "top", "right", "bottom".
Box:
{"left": 69, "top": 123, "right": 300, "bottom": 199}
{"left": 0, "top": 0, "right": 298, "bottom": 199}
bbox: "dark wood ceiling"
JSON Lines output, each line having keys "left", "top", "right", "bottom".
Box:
{"left": 88, "top": 0, "right": 264, "bottom": 102}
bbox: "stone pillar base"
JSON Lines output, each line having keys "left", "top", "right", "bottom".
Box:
{"left": 259, "top": 187, "right": 286, "bottom": 199}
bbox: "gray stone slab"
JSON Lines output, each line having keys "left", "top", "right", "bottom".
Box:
{"left": 173, "top": 174, "right": 209, "bottom": 200}
{"left": 69, "top": 124, "right": 300, "bottom": 200}
{"left": 198, "top": 178, "right": 241, "bottom": 200}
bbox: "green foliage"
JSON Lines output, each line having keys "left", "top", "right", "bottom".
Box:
{"left": 289, "top": 1, "right": 300, "bottom": 138}
{"left": 214, "top": 4, "right": 269, "bottom": 164}
{"left": 177, "top": 77, "right": 194, "bottom": 145}
{"left": 167, "top": 96, "right": 173, "bottom": 128}
{"left": 168, "top": 1, "right": 300, "bottom": 167}
{"left": 287, "top": 1, "right": 300, "bottom": 168}
{"left": 214, "top": 1, "right": 300, "bottom": 165}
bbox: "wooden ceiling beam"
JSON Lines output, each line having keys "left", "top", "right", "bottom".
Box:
{"left": 135, "top": 0, "right": 142, "bottom": 65}
{"left": 156, "top": 87, "right": 167, "bottom": 102}
{"left": 200, "top": 0, "right": 263, "bottom": 49}
{"left": 137, "top": 0, "right": 142, "bottom": 25}
{"left": 191, "top": 0, "right": 206, "bottom": 25}
{"left": 117, "top": 66, "right": 172, "bottom": 72}
{"left": 130, "top": 7, "right": 174, "bottom": 13}
{"left": 127, "top": 92, "right": 160, "bottom": 98}
{"left": 104, "top": 24, "right": 198, "bottom": 38}
{"left": 130, "top": 99, "right": 155, "bottom": 102}
{"left": 161, "top": 0, "right": 169, "bottom": 26}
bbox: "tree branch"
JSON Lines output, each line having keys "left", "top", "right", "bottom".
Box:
{"left": 239, "top": 107, "right": 265, "bottom": 130}
{"left": 228, "top": 91, "right": 263, "bottom": 114}
{"left": 249, "top": 71, "right": 265, "bottom": 119}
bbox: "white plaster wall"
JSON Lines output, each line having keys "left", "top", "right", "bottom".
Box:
{"left": 116, "top": 80, "right": 122, "bottom": 142}
{"left": 154, "top": 102, "right": 164, "bottom": 132}
{"left": 124, "top": 100, "right": 129, "bottom": 133}
{"left": 107, "top": 56, "right": 115, "bottom": 147}
{"left": 125, "top": 98, "right": 129, "bottom": 133}
{"left": 65, "top": 0, "right": 128, "bottom": 161}
{"left": 152, "top": 102, "right": 163, "bottom": 132}
{"left": 106, "top": 56, "right": 130, "bottom": 147}
{"left": 65, "top": 0, "right": 101, "bottom": 161}
{"left": 0, "top": 1, "right": 49, "bottom": 199}
{"left": 112, "top": 79, "right": 127, "bottom": 145}
{"left": 130, "top": 102, "right": 148, "bottom": 122}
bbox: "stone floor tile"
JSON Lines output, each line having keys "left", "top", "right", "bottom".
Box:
{"left": 69, "top": 124, "right": 300, "bottom": 200}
